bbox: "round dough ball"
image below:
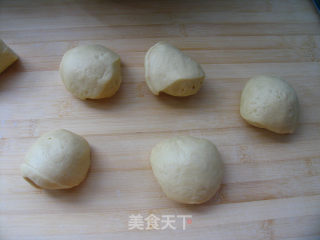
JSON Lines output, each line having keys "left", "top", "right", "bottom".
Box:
{"left": 150, "top": 136, "right": 223, "bottom": 204}
{"left": 145, "top": 42, "right": 205, "bottom": 97}
{"left": 240, "top": 75, "right": 299, "bottom": 134}
{"left": 60, "top": 44, "right": 121, "bottom": 100}
{"left": 21, "top": 129, "right": 91, "bottom": 190}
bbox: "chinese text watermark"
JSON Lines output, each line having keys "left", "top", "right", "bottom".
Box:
{"left": 128, "top": 214, "right": 192, "bottom": 231}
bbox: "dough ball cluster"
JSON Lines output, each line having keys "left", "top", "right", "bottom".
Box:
{"left": 150, "top": 136, "right": 223, "bottom": 204}
{"left": 60, "top": 44, "right": 121, "bottom": 100}
{"left": 19, "top": 41, "right": 300, "bottom": 207}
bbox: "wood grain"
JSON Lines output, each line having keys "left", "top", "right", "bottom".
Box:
{"left": 0, "top": 0, "right": 320, "bottom": 239}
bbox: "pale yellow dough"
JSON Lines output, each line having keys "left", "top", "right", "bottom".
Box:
{"left": 0, "top": 39, "right": 18, "bottom": 74}
{"left": 240, "top": 75, "right": 299, "bottom": 134}
{"left": 145, "top": 42, "right": 205, "bottom": 96}
{"left": 21, "top": 129, "right": 91, "bottom": 190}
{"left": 60, "top": 44, "right": 121, "bottom": 100}
{"left": 150, "top": 136, "right": 223, "bottom": 204}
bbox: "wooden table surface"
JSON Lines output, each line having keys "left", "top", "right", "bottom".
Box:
{"left": 1, "top": 0, "right": 320, "bottom": 239}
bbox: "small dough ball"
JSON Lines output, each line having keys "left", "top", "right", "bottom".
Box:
{"left": 240, "top": 75, "right": 299, "bottom": 134}
{"left": 21, "top": 129, "right": 91, "bottom": 190}
{"left": 60, "top": 44, "right": 121, "bottom": 100}
{"left": 150, "top": 136, "right": 223, "bottom": 204}
{"left": 0, "top": 39, "right": 18, "bottom": 74}
{"left": 145, "top": 42, "right": 205, "bottom": 97}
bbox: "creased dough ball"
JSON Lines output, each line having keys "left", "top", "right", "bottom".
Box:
{"left": 145, "top": 42, "right": 205, "bottom": 96}
{"left": 150, "top": 136, "right": 223, "bottom": 204}
{"left": 60, "top": 44, "right": 121, "bottom": 100}
{"left": 21, "top": 129, "right": 91, "bottom": 190}
{"left": 0, "top": 39, "right": 18, "bottom": 74}
{"left": 240, "top": 75, "right": 299, "bottom": 134}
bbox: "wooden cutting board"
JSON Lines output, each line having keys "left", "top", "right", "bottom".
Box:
{"left": 1, "top": 0, "right": 320, "bottom": 239}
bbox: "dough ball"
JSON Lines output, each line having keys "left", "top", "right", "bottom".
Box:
{"left": 240, "top": 75, "right": 299, "bottom": 134}
{"left": 21, "top": 129, "right": 91, "bottom": 190}
{"left": 150, "top": 136, "right": 223, "bottom": 204}
{"left": 145, "top": 42, "right": 205, "bottom": 97}
{"left": 0, "top": 39, "right": 18, "bottom": 74}
{"left": 60, "top": 44, "right": 121, "bottom": 100}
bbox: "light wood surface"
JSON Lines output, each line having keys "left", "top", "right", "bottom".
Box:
{"left": 1, "top": 0, "right": 320, "bottom": 239}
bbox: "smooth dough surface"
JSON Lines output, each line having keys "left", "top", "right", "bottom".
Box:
{"left": 240, "top": 75, "right": 299, "bottom": 134}
{"left": 0, "top": 39, "right": 18, "bottom": 74}
{"left": 60, "top": 44, "right": 121, "bottom": 100}
{"left": 150, "top": 136, "right": 223, "bottom": 204}
{"left": 145, "top": 42, "right": 205, "bottom": 96}
{"left": 21, "top": 129, "right": 91, "bottom": 190}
